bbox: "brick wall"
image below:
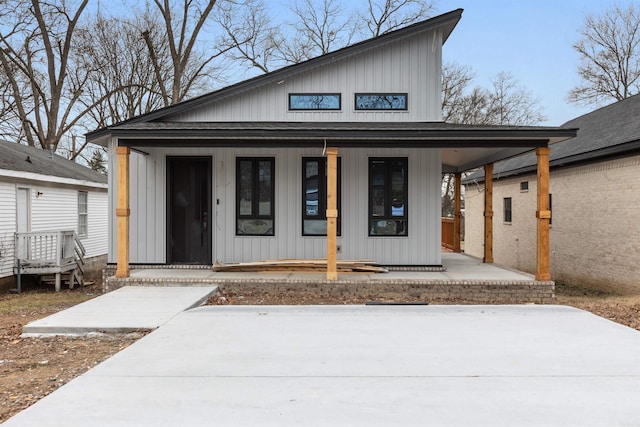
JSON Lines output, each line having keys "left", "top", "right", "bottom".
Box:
{"left": 464, "top": 155, "right": 640, "bottom": 294}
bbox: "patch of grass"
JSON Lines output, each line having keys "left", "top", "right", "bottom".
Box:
{"left": 0, "top": 290, "right": 96, "bottom": 316}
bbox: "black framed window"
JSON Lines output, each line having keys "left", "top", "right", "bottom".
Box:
{"left": 236, "top": 157, "right": 275, "bottom": 236}
{"left": 504, "top": 197, "right": 512, "bottom": 223}
{"left": 302, "top": 157, "right": 341, "bottom": 236}
{"left": 549, "top": 194, "right": 553, "bottom": 225}
{"left": 520, "top": 181, "right": 529, "bottom": 192}
{"left": 289, "top": 93, "right": 341, "bottom": 110}
{"left": 355, "top": 93, "right": 407, "bottom": 110}
{"left": 369, "top": 158, "right": 408, "bottom": 236}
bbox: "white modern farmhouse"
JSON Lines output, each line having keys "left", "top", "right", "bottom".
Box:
{"left": 87, "top": 9, "right": 575, "bottom": 281}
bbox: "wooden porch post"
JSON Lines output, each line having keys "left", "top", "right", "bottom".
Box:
{"left": 483, "top": 163, "right": 493, "bottom": 263}
{"left": 116, "top": 146, "right": 130, "bottom": 278}
{"left": 326, "top": 147, "right": 338, "bottom": 280}
{"left": 453, "top": 172, "right": 462, "bottom": 253}
{"left": 535, "top": 147, "right": 551, "bottom": 281}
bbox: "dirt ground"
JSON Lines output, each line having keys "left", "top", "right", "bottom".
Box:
{"left": 1, "top": 282, "right": 639, "bottom": 423}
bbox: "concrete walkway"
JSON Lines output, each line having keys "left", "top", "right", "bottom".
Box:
{"left": 22, "top": 286, "right": 217, "bottom": 336}
{"left": 8, "top": 303, "right": 640, "bottom": 426}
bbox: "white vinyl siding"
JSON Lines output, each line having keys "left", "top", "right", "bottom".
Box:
{"left": 0, "top": 182, "right": 17, "bottom": 278}
{"left": 111, "top": 143, "right": 442, "bottom": 266}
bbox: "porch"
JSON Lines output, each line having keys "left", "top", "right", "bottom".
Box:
{"left": 104, "top": 252, "right": 554, "bottom": 303}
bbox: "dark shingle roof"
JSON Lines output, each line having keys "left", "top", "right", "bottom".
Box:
{"left": 465, "top": 94, "right": 640, "bottom": 182}
{"left": 0, "top": 140, "right": 107, "bottom": 184}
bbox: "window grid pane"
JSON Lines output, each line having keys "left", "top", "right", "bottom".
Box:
{"left": 355, "top": 93, "right": 408, "bottom": 110}
{"left": 368, "top": 158, "right": 408, "bottom": 236}
{"left": 236, "top": 158, "right": 275, "bottom": 236}
{"left": 289, "top": 94, "right": 341, "bottom": 110}
{"left": 78, "top": 192, "right": 88, "bottom": 236}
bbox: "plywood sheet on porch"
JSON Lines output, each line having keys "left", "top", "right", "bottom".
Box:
{"left": 212, "top": 259, "right": 388, "bottom": 274}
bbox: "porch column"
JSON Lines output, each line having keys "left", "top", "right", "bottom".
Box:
{"left": 483, "top": 163, "right": 493, "bottom": 263}
{"left": 326, "top": 147, "right": 338, "bottom": 280}
{"left": 535, "top": 147, "right": 551, "bottom": 281}
{"left": 453, "top": 172, "right": 462, "bottom": 253}
{"left": 116, "top": 146, "right": 130, "bottom": 278}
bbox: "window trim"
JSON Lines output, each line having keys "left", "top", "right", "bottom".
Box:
{"left": 368, "top": 157, "right": 408, "bottom": 237}
{"left": 520, "top": 181, "right": 529, "bottom": 192}
{"left": 77, "top": 191, "right": 88, "bottom": 237}
{"left": 236, "top": 157, "right": 275, "bottom": 236}
{"left": 288, "top": 93, "right": 341, "bottom": 110}
{"left": 503, "top": 197, "right": 512, "bottom": 223}
{"left": 301, "top": 157, "right": 342, "bottom": 236}
{"left": 355, "top": 93, "right": 408, "bottom": 111}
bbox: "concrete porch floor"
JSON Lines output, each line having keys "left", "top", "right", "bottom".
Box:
{"left": 105, "top": 253, "right": 553, "bottom": 303}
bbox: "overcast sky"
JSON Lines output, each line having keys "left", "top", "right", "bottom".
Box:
{"left": 438, "top": 0, "right": 637, "bottom": 126}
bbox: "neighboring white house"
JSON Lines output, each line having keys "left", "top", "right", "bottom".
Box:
{"left": 0, "top": 139, "right": 108, "bottom": 291}
{"left": 464, "top": 95, "right": 640, "bottom": 295}
{"left": 86, "top": 9, "right": 574, "bottom": 278}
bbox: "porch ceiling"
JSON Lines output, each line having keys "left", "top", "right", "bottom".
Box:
{"left": 93, "top": 121, "right": 577, "bottom": 173}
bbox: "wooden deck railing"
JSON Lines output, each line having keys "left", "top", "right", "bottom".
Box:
{"left": 14, "top": 230, "right": 85, "bottom": 292}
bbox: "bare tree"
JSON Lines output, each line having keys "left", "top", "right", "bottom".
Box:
{"left": 361, "top": 0, "right": 435, "bottom": 37}
{"left": 0, "top": 0, "right": 112, "bottom": 152}
{"left": 486, "top": 72, "right": 546, "bottom": 126}
{"left": 218, "top": 0, "right": 434, "bottom": 73}
{"left": 568, "top": 3, "right": 640, "bottom": 106}
{"left": 143, "top": 0, "right": 228, "bottom": 106}
{"left": 76, "top": 12, "right": 168, "bottom": 129}
{"left": 216, "top": 0, "right": 281, "bottom": 73}
{"left": 442, "top": 64, "right": 545, "bottom": 126}
{"left": 283, "top": 0, "right": 358, "bottom": 61}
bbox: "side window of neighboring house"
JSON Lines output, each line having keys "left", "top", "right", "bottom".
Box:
{"left": 369, "top": 158, "right": 408, "bottom": 236}
{"left": 302, "top": 157, "right": 342, "bottom": 236}
{"left": 236, "top": 157, "right": 275, "bottom": 236}
{"left": 78, "top": 191, "right": 88, "bottom": 236}
{"left": 503, "top": 197, "right": 512, "bottom": 223}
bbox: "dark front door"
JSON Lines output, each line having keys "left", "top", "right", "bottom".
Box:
{"left": 167, "top": 157, "right": 212, "bottom": 264}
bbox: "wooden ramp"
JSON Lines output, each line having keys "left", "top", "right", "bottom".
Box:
{"left": 212, "top": 259, "right": 388, "bottom": 274}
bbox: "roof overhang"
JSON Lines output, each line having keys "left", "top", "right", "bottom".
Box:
{"left": 93, "top": 122, "right": 577, "bottom": 173}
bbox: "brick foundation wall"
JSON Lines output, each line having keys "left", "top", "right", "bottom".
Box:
{"left": 103, "top": 269, "right": 555, "bottom": 304}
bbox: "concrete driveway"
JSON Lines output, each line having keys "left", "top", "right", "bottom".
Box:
{"left": 6, "top": 304, "right": 640, "bottom": 426}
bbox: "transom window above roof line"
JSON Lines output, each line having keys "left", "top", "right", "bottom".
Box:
{"left": 289, "top": 93, "right": 341, "bottom": 110}
{"left": 355, "top": 93, "right": 408, "bottom": 110}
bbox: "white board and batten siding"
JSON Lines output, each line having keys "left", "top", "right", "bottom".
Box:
{"left": 109, "top": 145, "right": 442, "bottom": 266}
{"left": 167, "top": 29, "right": 443, "bottom": 123}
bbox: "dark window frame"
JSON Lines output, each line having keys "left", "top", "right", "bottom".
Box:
{"left": 289, "top": 93, "right": 341, "bottom": 110}
{"left": 302, "top": 157, "right": 342, "bottom": 236}
{"left": 549, "top": 193, "right": 553, "bottom": 225}
{"left": 368, "top": 157, "right": 408, "bottom": 237}
{"left": 236, "top": 157, "right": 275, "bottom": 236}
{"left": 520, "top": 181, "right": 529, "bottom": 192}
{"left": 355, "top": 93, "right": 408, "bottom": 110}
{"left": 504, "top": 197, "right": 512, "bottom": 223}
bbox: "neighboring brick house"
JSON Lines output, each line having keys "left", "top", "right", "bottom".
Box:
{"left": 464, "top": 95, "right": 640, "bottom": 294}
